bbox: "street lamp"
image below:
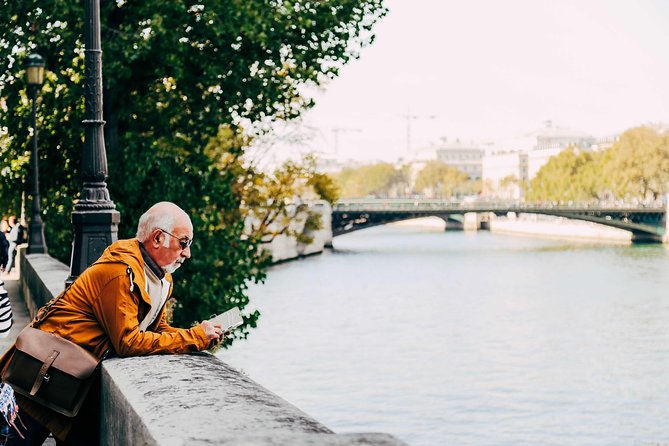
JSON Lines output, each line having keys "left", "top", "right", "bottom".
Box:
{"left": 66, "top": 0, "right": 120, "bottom": 285}
{"left": 25, "top": 53, "right": 48, "bottom": 254}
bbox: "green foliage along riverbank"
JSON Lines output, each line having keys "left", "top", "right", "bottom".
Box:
{"left": 0, "top": 0, "right": 386, "bottom": 340}
{"left": 334, "top": 125, "right": 669, "bottom": 206}
{"left": 527, "top": 126, "right": 669, "bottom": 205}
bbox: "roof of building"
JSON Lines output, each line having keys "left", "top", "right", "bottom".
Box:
{"left": 535, "top": 121, "right": 592, "bottom": 140}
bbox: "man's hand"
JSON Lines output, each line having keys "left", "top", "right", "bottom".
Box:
{"left": 200, "top": 320, "right": 224, "bottom": 343}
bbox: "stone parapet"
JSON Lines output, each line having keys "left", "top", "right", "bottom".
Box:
{"left": 490, "top": 214, "right": 632, "bottom": 242}
{"left": 101, "top": 354, "right": 406, "bottom": 445}
{"left": 260, "top": 200, "right": 334, "bottom": 263}
{"left": 19, "top": 247, "right": 69, "bottom": 317}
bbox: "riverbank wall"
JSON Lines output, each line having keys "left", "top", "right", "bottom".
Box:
{"left": 14, "top": 250, "right": 406, "bottom": 445}
{"left": 390, "top": 213, "right": 634, "bottom": 243}
{"left": 489, "top": 213, "right": 633, "bottom": 242}
{"left": 262, "top": 200, "right": 333, "bottom": 263}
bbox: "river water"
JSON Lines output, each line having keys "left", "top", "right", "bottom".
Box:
{"left": 219, "top": 222, "right": 669, "bottom": 446}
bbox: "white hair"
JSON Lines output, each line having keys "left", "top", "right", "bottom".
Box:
{"left": 136, "top": 210, "right": 176, "bottom": 243}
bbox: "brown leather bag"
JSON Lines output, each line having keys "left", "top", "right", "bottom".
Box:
{"left": 1, "top": 290, "right": 107, "bottom": 418}
{"left": 2, "top": 327, "right": 99, "bottom": 417}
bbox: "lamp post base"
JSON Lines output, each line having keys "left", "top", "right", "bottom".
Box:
{"left": 66, "top": 209, "right": 120, "bottom": 285}
{"left": 26, "top": 220, "right": 48, "bottom": 254}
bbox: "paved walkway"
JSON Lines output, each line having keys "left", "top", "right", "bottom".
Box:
{"left": 0, "top": 272, "right": 56, "bottom": 446}
{"left": 0, "top": 273, "right": 30, "bottom": 356}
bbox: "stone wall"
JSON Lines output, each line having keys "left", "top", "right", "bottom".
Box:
{"left": 261, "top": 200, "right": 334, "bottom": 263}
{"left": 101, "top": 354, "right": 405, "bottom": 446}
{"left": 19, "top": 248, "right": 69, "bottom": 317}
{"left": 490, "top": 213, "right": 632, "bottom": 242}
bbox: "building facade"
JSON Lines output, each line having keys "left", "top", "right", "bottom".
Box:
{"left": 527, "top": 121, "right": 596, "bottom": 179}
{"left": 481, "top": 151, "right": 528, "bottom": 200}
{"left": 414, "top": 137, "right": 484, "bottom": 180}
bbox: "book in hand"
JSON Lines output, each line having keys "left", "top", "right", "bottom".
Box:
{"left": 209, "top": 306, "right": 244, "bottom": 333}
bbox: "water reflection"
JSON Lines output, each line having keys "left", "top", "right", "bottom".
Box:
{"left": 220, "top": 226, "right": 669, "bottom": 446}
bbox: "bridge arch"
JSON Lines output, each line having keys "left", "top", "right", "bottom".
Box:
{"left": 332, "top": 200, "right": 666, "bottom": 243}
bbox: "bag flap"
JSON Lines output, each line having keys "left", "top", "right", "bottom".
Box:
{"left": 14, "top": 327, "right": 99, "bottom": 379}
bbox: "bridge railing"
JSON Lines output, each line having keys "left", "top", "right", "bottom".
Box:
{"left": 333, "top": 199, "right": 665, "bottom": 213}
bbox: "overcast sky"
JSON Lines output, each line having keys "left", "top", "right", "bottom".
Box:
{"left": 260, "top": 0, "right": 669, "bottom": 165}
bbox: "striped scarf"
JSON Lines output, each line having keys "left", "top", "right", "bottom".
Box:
{"left": 0, "top": 281, "right": 12, "bottom": 338}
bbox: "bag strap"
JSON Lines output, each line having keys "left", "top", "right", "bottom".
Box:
{"left": 33, "top": 260, "right": 137, "bottom": 329}
{"left": 29, "top": 350, "right": 59, "bottom": 396}
{"left": 29, "top": 288, "right": 69, "bottom": 328}
{"left": 29, "top": 264, "right": 133, "bottom": 357}
{"left": 30, "top": 282, "right": 115, "bottom": 361}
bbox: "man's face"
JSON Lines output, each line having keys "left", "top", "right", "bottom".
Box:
{"left": 153, "top": 219, "right": 193, "bottom": 274}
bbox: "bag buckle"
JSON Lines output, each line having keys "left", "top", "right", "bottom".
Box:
{"left": 30, "top": 350, "right": 59, "bottom": 396}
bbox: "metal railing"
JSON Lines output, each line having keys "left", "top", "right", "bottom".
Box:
{"left": 333, "top": 199, "right": 665, "bottom": 213}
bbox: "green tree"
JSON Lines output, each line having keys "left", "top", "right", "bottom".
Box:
{"left": 0, "top": 1, "right": 386, "bottom": 335}
{"left": 604, "top": 126, "right": 669, "bottom": 202}
{"left": 335, "top": 162, "right": 403, "bottom": 198}
{"left": 235, "top": 152, "right": 339, "bottom": 244}
{"left": 525, "top": 146, "right": 600, "bottom": 203}
{"left": 499, "top": 174, "right": 518, "bottom": 189}
{"left": 458, "top": 178, "right": 482, "bottom": 196}
{"left": 414, "top": 161, "right": 469, "bottom": 198}
{"left": 525, "top": 128, "right": 669, "bottom": 205}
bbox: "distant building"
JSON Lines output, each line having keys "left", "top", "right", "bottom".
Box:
{"left": 482, "top": 151, "right": 528, "bottom": 200}
{"left": 590, "top": 135, "right": 618, "bottom": 151}
{"left": 480, "top": 122, "right": 618, "bottom": 197}
{"left": 413, "top": 137, "right": 484, "bottom": 179}
{"left": 527, "top": 121, "right": 596, "bottom": 178}
{"left": 534, "top": 120, "right": 595, "bottom": 150}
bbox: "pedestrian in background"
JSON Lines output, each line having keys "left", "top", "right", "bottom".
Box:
{"left": 0, "top": 218, "right": 9, "bottom": 272}
{"left": 0, "top": 222, "right": 8, "bottom": 273}
{"left": 4, "top": 218, "right": 19, "bottom": 274}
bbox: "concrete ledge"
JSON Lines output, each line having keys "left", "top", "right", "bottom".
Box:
{"left": 175, "top": 433, "right": 407, "bottom": 446}
{"left": 263, "top": 200, "right": 333, "bottom": 262}
{"left": 19, "top": 248, "right": 69, "bottom": 317}
{"left": 101, "top": 354, "right": 407, "bottom": 446}
{"left": 490, "top": 215, "right": 632, "bottom": 242}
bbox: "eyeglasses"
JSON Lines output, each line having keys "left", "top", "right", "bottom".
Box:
{"left": 160, "top": 229, "right": 193, "bottom": 250}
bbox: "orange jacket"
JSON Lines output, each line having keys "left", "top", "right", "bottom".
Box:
{"left": 36, "top": 238, "right": 209, "bottom": 358}
{"left": 2, "top": 238, "right": 209, "bottom": 439}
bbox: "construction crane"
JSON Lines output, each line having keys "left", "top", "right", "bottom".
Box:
{"left": 405, "top": 108, "right": 436, "bottom": 155}
{"left": 332, "top": 127, "right": 362, "bottom": 153}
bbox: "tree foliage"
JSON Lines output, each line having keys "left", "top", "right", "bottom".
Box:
{"left": 0, "top": 0, "right": 386, "bottom": 335}
{"left": 235, "top": 151, "right": 339, "bottom": 244}
{"left": 604, "top": 126, "right": 669, "bottom": 201}
{"left": 414, "top": 161, "right": 469, "bottom": 198}
{"left": 526, "top": 147, "right": 599, "bottom": 203}
{"left": 334, "top": 162, "right": 405, "bottom": 198}
{"left": 525, "top": 126, "right": 669, "bottom": 205}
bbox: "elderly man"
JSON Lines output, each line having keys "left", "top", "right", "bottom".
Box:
{"left": 2, "top": 202, "right": 224, "bottom": 445}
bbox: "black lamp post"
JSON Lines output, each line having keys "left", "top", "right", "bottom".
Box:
{"left": 25, "top": 53, "right": 48, "bottom": 255}
{"left": 66, "top": 0, "right": 120, "bottom": 284}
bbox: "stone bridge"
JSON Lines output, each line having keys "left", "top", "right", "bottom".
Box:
{"left": 332, "top": 199, "right": 667, "bottom": 243}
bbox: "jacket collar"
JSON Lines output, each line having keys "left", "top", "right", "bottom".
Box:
{"left": 94, "top": 239, "right": 173, "bottom": 307}
{"left": 138, "top": 242, "right": 165, "bottom": 280}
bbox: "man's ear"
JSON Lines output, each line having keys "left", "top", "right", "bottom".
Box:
{"left": 151, "top": 229, "right": 163, "bottom": 248}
